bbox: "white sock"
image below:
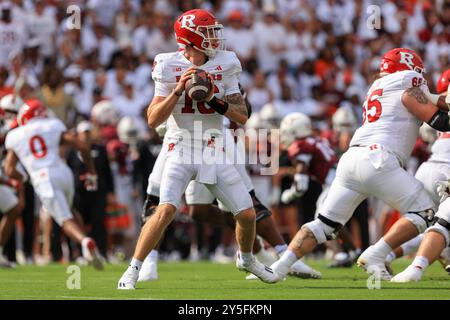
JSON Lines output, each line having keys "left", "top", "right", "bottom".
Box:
{"left": 385, "top": 251, "right": 396, "bottom": 263}
{"left": 372, "top": 238, "right": 392, "bottom": 259}
{"left": 130, "top": 258, "right": 143, "bottom": 271}
{"left": 273, "top": 250, "right": 297, "bottom": 277}
{"left": 239, "top": 251, "right": 253, "bottom": 264}
{"left": 400, "top": 234, "right": 423, "bottom": 256}
{"left": 412, "top": 256, "right": 429, "bottom": 271}
{"left": 149, "top": 250, "right": 159, "bottom": 262}
{"left": 274, "top": 244, "right": 288, "bottom": 257}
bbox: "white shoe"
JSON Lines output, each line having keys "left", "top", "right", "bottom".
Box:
{"left": 0, "top": 254, "right": 13, "bottom": 268}
{"left": 391, "top": 265, "right": 423, "bottom": 283}
{"left": 81, "top": 238, "right": 104, "bottom": 270}
{"left": 438, "top": 247, "right": 450, "bottom": 274}
{"left": 356, "top": 246, "right": 392, "bottom": 281}
{"left": 118, "top": 266, "right": 139, "bottom": 290}
{"left": 137, "top": 256, "right": 158, "bottom": 282}
{"left": 289, "top": 260, "right": 322, "bottom": 279}
{"left": 236, "top": 255, "right": 280, "bottom": 284}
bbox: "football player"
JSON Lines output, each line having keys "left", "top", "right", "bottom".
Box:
{"left": 269, "top": 48, "right": 450, "bottom": 282}
{"left": 0, "top": 96, "right": 24, "bottom": 267}
{"left": 3, "top": 99, "right": 104, "bottom": 270}
{"left": 389, "top": 69, "right": 450, "bottom": 282}
{"left": 118, "top": 9, "right": 278, "bottom": 289}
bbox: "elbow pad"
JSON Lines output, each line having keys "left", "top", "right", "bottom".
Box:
{"left": 428, "top": 110, "right": 450, "bottom": 132}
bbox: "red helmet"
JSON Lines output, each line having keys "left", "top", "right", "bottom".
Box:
{"left": 379, "top": 48, "right": 425, "bottom": 75}
{"left": 17, "top": 99, "right": 47, "bottom": 126}
{"left": 437, "top": 69, "right": 450, "bottom": 94}
{"left": 174, "top": 9, "right": 225, "bottom": 57}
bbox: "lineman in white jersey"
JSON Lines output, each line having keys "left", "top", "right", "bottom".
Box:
{"left": 390, "top": 69, "right": 450, "bottom": 282}
{"left": 4, "top": 99, "right": 103, "bottom": 270}
{"left": 268, "top": 48, "right": 450, "bottom": 283}
{"left": 118, "top": 9, "right": 278, "bottom": 290}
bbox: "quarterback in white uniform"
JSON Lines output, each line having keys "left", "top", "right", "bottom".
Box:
{"left": 118, "top": 9, "right": 278, "bottom": 290}
{"left": 3, "top": 99, "right": 103, "bottom": 270}
{"left": 269, "top": 48, "right": 450, "bottom": 282}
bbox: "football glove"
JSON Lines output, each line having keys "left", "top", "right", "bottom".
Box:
{"left": 436, "top": 179, "right": 450, "bottom": 203}
{"left": 82, "top": 173, "right": 98, "bottom": 192}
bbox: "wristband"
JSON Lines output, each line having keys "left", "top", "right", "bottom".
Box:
{"left": 173, "top": 89, "right": 183, "bottom": 97}
{"left": 206, "top": 96, "right": 229, "bottom": 115}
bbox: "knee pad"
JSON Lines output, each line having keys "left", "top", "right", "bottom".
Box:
{"left": 141, "top": 194, "right": 160, "bottom": 226}
{"left": 250, "top": 192, "right": 272, "bottom": 222}
{"left": 404, "top": 209, "right": 434, "bottom": 233}
{"left": 426, "top": 219, "right": 450, "bottom": 247}
{"left": 303, "top": 215, "right": 342, "bottom": 245}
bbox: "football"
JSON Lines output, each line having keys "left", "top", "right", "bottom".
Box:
{"left": 185, "top": 69, "right": 213, "bottom": 102}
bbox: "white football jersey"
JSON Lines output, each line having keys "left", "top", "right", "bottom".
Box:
{"left": 429, "top": 132, "right": 450, "bottom": 164}
{"left": 350, "top": 70, "right": 426, "bottom": 165}
{"left": 152, "top": 50, "right": 242, "bottom": 142}
{"left": 5, "top": 118, "right": 67, "bottom": 177}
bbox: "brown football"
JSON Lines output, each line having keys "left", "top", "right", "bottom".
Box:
{"left": 185, "top": 69, "right": 213, "bottom": 102}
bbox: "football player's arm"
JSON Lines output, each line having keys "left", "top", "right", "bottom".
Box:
{"left": 204, "top": 73, "right": 248, "bottom": 125}
{"left": 420, "top": 85, "right": 450, "bottom": 111}
{"left": 3, "top": 150, "right": 23, "bottom": 181}
{"left": 402, "top": 87, "right": 450, "bottom": 131}
{"left": 61, "top": 131, "right": 96, "bottom": 175}
{"left": 147, "top": 67, "right": 197, "bottom": 129}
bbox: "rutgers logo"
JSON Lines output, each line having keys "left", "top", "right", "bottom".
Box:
{"left": 168, "top": 143, "right": 175, "bottom": 151}
{"left": 399, "top": 52, "right": 415, "bottom": 70}
{"left": 181, "top": 15, "right": 196, "bottom": 28}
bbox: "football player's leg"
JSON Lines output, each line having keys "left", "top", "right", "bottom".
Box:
{"left": 359, "top": 164, "right": 434, "bottom": 279}
{"left": 272, "top": 181, "right": 366, "bottom": 279}
{"left": 0, "top": 185, "right": 23, "bottom": 267}
{"left": 392, "top": 198, "right": 450, "bottom": 282}
{"left": 119, "top": 160, "right": 194, "bottom": 289}
{"left": 209, "top": 166, "right": 278, "bottom": 283}
{"left": 138, "top": 147, "right": 168, "bottom": 281}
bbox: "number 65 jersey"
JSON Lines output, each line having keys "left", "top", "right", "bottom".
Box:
{"left": 350, "top": 70, "right": 427, "bottom": 166}
{"left": 152, "top": 50, "right": 242, "bottom": 141}
{"left": 5, "top": 117, "right": 67, "bottom": 179}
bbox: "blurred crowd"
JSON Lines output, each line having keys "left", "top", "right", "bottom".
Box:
{"left": 0, "top": 0, "right": 449, "bottom": 266}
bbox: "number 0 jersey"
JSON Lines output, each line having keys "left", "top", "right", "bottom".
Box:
{"left": 350, "top": 70, "right": 427, "bottom": 166}
{"left": 5, "top": 117, "right": 67, "bottom": 177}
{"left": 152, "top": 50, "right": 242, "bottom": 142}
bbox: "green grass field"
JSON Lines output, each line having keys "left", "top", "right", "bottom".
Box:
{"left": 0, "top": 259, "right": 449, "bottom": 300}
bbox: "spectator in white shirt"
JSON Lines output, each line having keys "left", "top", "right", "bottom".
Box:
{"left": 223, "top": 10, "right": 256, "bottom": 69}
{"left": 246, "top": 69, "right": 274, "bottom": 114}
{"left": 252, "top": 9, "right": 287, "bottom": 74}
{"left": 26, "top": 0, "right": 57, "bottom": 58}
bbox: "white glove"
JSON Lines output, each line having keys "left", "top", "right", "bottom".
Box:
{"left": 155, "top": 123, "right": 167, "bottom": 138}
{"left": 294, "top": 173, "right": 309, "bottom": 195}
{"left": 281, "top": 185, "right": 301, "bottom": 204}
{"left": 436, "top": 180, "right": 450, "bottom": 203}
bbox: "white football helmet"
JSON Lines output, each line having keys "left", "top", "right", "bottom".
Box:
{"left": 0, "top": 94, "right": 22, "bottom": 114}
{"left": 246, "top": 112, "right": 271, "bottom": 130}
{"left": 117, "top": 116, "right": 147, "bottom": 145}
{"left": 280, "top": 112, "right": 312, "bottom": 146}
{"left": 259, "top": 103, "right": 281, "bottom": 128}
{"left": 91, "top": 100, "right": 120, "bottom": 126}
{"left": 332, "top": 107, "right": 357, "bottom": 133}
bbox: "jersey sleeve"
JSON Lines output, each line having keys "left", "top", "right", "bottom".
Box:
{"left": 401, "top": 70, "right": 426, "bottom": 90}
{"left": 152, "top": 54, "right": 171, "bottom": 97}
{"left": 223, "top": 51, "right": 242, "bottom": 96}
{"left": 4, "top": 129, "right": 19, "bottom": 151}
{"left": 51, "top": 118, "right": 67, "bottom": 133}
